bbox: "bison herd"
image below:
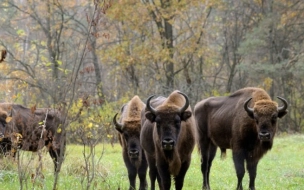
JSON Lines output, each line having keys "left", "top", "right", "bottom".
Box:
{"left": 0, "top": 87, "right": 288, "bottom": 190}
{"left": 114, "top": 87, "right": 288, "bottom": 190}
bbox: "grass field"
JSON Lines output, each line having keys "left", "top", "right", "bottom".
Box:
{"left": 0, "top": 134, "right": 304, "bottom": 190}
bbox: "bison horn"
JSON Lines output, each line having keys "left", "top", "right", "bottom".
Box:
{"left": 277, "top": 96, "right": 288, "bottom": 113}
{"left": 146, "top": 95, "right": 157, "bottom": 115}
{"left": 113, "top": 113, "right": 123, "bottom": 131}
{"left": 244, "top": 97, "right": 254, "bottom": 116}
{"left": 178, "top": 92, "right": 190, "bottom": 113}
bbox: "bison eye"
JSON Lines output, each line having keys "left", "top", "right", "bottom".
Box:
{"left": 175, "top": 122, "right": 181, "bottom": 129}
{"left": 124, "top": 133, "right": 129, "bottom": 141}
{"left": 271, "top": 116, "right": 277, "bottom": 124}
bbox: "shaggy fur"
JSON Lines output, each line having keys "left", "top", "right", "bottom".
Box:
{"left": 141, "top": 90, "right": 196, "bottom": 190}
{"left": 113, "top": 95, "right": 148, "bottom": 190}
{"left": 0, "top": 103, "right": 64, "bottom": 172}
{"left": 194, "top": 87, "right": 288, "bottom": 190}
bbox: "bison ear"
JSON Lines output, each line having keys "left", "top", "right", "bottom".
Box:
{"left": 278, "top": 110, "right": 288, "bottom": 118}
{"left": 145, "top": 111, "right": 156, "bottom": 122}
{"left": 181, "top": 111, "right": 192, "bottom": 121}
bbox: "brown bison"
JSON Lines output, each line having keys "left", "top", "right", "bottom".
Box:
{"left": 0, "top": 103, "right": 64, "bottom": 172}
{"left": 194, "top": 87, "right": 288, "bottom": 190}
{"left": 113, "top": 95, "right": 148, "bottom": 190}
{"left": 140, "top": 90, "right": 196, "bottom": 190}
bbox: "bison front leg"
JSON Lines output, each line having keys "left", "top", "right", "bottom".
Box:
{"left": 174, "top": 160, "right": 191, "bottom": 190}
{"left": 124, "top": 158, "right": 137, "bottom": 190}
{"left": 233, "top": 151, "right": 246, "bottom": 190}
{"left": 157, "top": 162, "right": 171, "bottom": 190}
{"left": 127, "top": 167, "right": 137, "bottom": 190}
{"left": 246, "top": 159, "right": 258, "bottom": 190}
{"left": 138, "top": 156, "right": 148, "bottom": 190}
{"left": 145, "top": 154, "right": 160, "bottom": 190}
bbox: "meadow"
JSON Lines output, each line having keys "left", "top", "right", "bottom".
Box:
{"left": 0, "top": 134, "right": 303, "bottom": 190}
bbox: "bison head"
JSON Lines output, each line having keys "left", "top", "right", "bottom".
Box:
{"left": 113, "top": 113, "right": 142, "bottom": 160}
{"left": 145, "top": 92, "right": 191, "bottom": 152}
{"left": 244, "top": 96, "right": 288, "bottom": 141}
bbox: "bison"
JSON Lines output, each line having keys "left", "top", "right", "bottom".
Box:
{"left": 140, "top": 90, "right": 196, "bottom": 190}
{"left": 194, "top": 87, "right": 288, "bottom": 190}
{"left": 0, "top": 103, "right": 65, "bottom": 172}
{"left": 113, "top": 95, "right": 148, "bottom": 190}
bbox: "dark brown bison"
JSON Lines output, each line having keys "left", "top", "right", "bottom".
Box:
{"left": 140, "top": 90, "right": 196, "bottom": 190}
{"left": 0, "top": 103, "right": 65, "bottom": 172}
{"left": 194, "top": 87, "right": 288, "bottom": 190}
{"left": 113, "top": 95, "right": 148, "bottom": 190}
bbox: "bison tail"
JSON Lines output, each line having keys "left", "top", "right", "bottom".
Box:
{"left": 220, "top": 148, "right": 226, "bottom": 160}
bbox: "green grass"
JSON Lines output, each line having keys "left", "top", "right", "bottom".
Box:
{"left": 0, "top": 134, "right": 304, "bottom": 189}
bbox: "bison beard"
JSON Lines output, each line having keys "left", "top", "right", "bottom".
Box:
{"left": 194, "top": 87, "right": 288, "bottom": 190}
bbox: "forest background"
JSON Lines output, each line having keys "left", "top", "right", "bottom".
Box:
{"left": 0, "top": 0, "right": 304, "bottom": 189}
{"left": 0, "top": 0, "right": 304, "bottom": 140}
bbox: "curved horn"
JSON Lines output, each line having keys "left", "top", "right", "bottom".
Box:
{"left": 113, "top": 113, "right": 123, "bottom": 131}
{"left": 277, "top": 96, "right": 288, "bottom": 113}
{"left": 146, "top": 95, "right": 157, "bottom": 115}
{"left": 244, "top": 98, "right": 254, "bottom": 115}
{"left": 178, "top": 92, "right": 190, "bottom": 113}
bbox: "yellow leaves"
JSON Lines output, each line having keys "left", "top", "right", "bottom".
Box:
{"left": 57, "top": 127, "right": 62, "bottom": 133}
{"left": 5, "top": 116, "right": 12, "bottom": 123}
{"left": 262, "top": 77, "right": 273, "bottom": 91}
{"left": 280, "top": 11, "right": 300, "bottom": 28}
{"left": 16, "top": 29, "right": 26, "bottom": 37}
{"left": 88, "top": 122, "right": 93, "bottom": 129}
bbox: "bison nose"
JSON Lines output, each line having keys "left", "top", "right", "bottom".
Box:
{"left": 258, "top": 131, "right": 271, "bottom": 141}
{"left": 162, "top": 138, "right": 175, "bottom": 150}
{"left": 129, "top": 149, "right": 139, "bottom": 158}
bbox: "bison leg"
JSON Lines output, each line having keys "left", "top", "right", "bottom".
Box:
{"left": 174, "top": 160, "right": 191, "bottom": 190}
{"left": 200, "top": 139, "right": 217, "bottom": 190}
{"left": 127, "top": 166, "right": 137, "bottom": 190}
{"left": 232, "top": 151, "right": 246, "bottom": 190}
{"left": 123, "top": 155, "right": 137, "bottom": 190}
{"left": 149, "top": 165, "right": 161, "bottom": 190}
{"left": 157, "top": 161, "right": 171, "bottom": 190}
{"left": 146, "top": 154, "right": 160, "bottom": 190}
{"left": 48, "top": 148, "right": 59, "bottom": 172}
{"left": 246, "top": 160, "right": 257, "bottom": 190}
{"left": 138, "top": 154, "right": 148, "bottom": 190}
